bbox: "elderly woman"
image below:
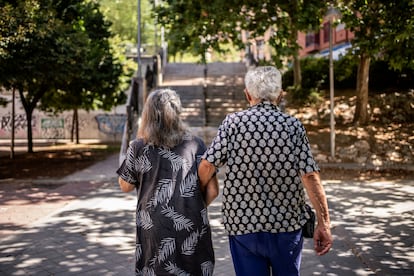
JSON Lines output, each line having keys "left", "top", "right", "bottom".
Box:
{"left": 117, "top": 88, "right": 218, "bottom": 275}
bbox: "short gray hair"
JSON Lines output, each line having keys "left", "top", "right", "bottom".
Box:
{"left": 138, "top": 88, "right": 188, "bottom": 148}
{"left": 244, "top": 66, "right": 282, "bottom": 102}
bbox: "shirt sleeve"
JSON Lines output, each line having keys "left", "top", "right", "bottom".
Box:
{"left": 194, "top": 136, "right": 207, "bottom": 168}
{"left": 295, "top": 123, "right": 320, "bottom": 175}
{"left": 116, "top": 141, "right": 138, "bottom": 185}
{"left": 202, "top": 115, "right": 230, "bottom": 168}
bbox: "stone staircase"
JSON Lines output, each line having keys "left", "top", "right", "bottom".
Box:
{"left": 160, "top": 62, "right": 248, "bottom": 128}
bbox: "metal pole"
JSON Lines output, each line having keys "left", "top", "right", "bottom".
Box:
{"left": 161, "top": 26, "right": 166, "bottom": 68}
{"left": 137, "top": 0, "right": 142, "bottom": 78}
{"left": 154, "top": 0, "right": 158, "bottom": 51}
{"left": 137, "top": 0, "right": 144, "bottom": 116}
{"left": 329, "top": 17, "right": 335, "bottom": 158}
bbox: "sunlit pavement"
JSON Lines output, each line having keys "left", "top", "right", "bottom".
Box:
{"left": 1, "top": 153, "right": 413, "bottom": 275}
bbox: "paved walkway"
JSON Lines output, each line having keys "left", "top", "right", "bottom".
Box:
{"left": 1, "top": 152, "right": 413, "bottom": 275}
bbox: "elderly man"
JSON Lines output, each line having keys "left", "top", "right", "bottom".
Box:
{"left": 198, "top": 66, "right": 332, "bottom": 276}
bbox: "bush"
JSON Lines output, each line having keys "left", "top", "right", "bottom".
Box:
{"left": 369, "top": 61, "right": 414, "bottom": 92}
{"left": 282, "top": 57, "right": 328, "bottom": 103}
{"left": 335, "top": 54, "right": 358, "bottom": 89}
{"left": 282, "top": 53, "right": 413, "bottom": 103}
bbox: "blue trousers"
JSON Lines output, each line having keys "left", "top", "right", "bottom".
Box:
{"left": 229, "top": 230, "right": 303, "bottom": 276}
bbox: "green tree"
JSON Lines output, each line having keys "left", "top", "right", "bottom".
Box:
{"left": 0, "top": 0, "right": 131, "bottom": 151}
{"left": 227, "top": 1, "right": 325, "bottom": 86}
{"left": 0, "top": 0, "right": 75, "bottom": 152}
{"left": 153, "top": 0, "right": 325, "bottom": 86}
{"left": 338, "top": 0, "right": 414, "bottom": 124}
{"left": 40, "top": 0, "right": 130, "bottom": 144}
{"left": 99, "top": 0, "right": 156, "bottom": 51}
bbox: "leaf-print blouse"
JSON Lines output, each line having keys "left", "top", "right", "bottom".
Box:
{"left": 117, "top": 134, "right": 215, "bottom": 276}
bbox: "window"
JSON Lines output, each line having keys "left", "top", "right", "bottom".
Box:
{"left": 323, "top": 22, "right": 330, "bottom": 43}
{"left": 305, "top": 32, "right": 315, "bottom": 47}
{"left": 336, "top": 23, "right": 345, "bottom": 31}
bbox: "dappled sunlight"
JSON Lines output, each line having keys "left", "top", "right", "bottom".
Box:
{"left": 1, "top": 163, "right": 412, "bottom": 274}
{"left": 0, "top": 183, "right": 136, "bottom": 274}
{"left": 324, "top": 179, "right": 414, "bottom": 274}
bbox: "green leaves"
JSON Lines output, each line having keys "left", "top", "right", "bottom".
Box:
{"left": 0, "top": 0, "right": 131, "bottom": 150}
{"left": 152, "top": 0, "right": 326, "bottom": 64}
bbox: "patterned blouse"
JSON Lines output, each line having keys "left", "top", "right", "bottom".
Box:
{"left": 203, "top": 101, "right": 319, "bottom": 236}
{"left": 117, "top": 135, "right": 214, "bottom": 275}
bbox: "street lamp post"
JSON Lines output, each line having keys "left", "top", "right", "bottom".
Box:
{"left": 137, "top": 0, "right": 143, "bottom": 115}
{"left": 120, "top": 0, "right": 143, "bottom": 165}
{"left": 329, "top": 16, "right": 335, "bottom": 159}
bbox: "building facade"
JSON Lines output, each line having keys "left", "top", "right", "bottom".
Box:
{"left": 298, "top": 20, "right": 354, "bottom": 59}
{"left": 241, "top": 17, "right": 354, "bottom": 64}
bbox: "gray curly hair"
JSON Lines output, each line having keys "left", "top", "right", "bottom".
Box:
{"left": 138, "top": 88, "right": 188, "bottom": 148}
{"left": 244, "top": 66, "right": 282, "bottom": 102}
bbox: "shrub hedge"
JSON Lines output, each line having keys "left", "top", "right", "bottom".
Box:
{"left": 282, "top": 54, "right": 413, "bottom": 103}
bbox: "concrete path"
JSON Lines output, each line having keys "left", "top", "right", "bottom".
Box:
{"left": 1, "top": 151, "right": 413, "bottom": 275}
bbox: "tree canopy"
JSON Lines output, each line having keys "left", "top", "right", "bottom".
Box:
{"left": 337, "top": 0, "right": 414, "bottom": 124}
{"left": 99, "top": 0, "right": 157, "bottom": 53}
{"left": 153, "top": 1, "right": 325, "bottom": 66}
{"left": 0, "top": 0, "right": 131, "bottom": 152}
{"left": 153, "top": 0, "right": 413, "bottom": 124}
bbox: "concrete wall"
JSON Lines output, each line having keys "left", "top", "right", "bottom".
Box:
{"left": 0, "top": 54, "right": 164, "bottom": 143}
{"left": 0, "top": 93, "right": 127, "bottom": 142}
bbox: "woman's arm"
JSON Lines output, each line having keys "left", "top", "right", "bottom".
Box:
{"left": 118, "top": 177, "right": 135, "bottom": 193}
{"left": 198, "top": 159, "right": 219, "bottom": 206}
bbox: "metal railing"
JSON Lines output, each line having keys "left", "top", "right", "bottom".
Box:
{"left": 119, "top": 54, "right": 164, "bottom": 165}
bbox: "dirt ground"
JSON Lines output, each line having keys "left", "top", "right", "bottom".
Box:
{"left": 1, "top": 138, "right": 413, "bottom": 184}
{"left": 1, "top": 90, "right": 413, "bottom": 183}
{"left": 0, "top": 142, "right": 119, "bottom": 180}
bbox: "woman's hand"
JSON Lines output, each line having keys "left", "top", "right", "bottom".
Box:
{"left": 118, "top": 177, "right": 135, "bottom": 193}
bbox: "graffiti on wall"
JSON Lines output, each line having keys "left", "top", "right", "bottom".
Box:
{"left": 41, "top": 117, "right": 65, "bottom": 139}
{"left": 63, "top": 115, "right": 88, "bottom": 134}
{"left": 1, "top": 112, "right": 126, "bottom": 140}
{"left": 95, "top": 114, "right": 126, "bottom": 135}
{"left": 1, "top": 113, "right": 36, "bottom": 132}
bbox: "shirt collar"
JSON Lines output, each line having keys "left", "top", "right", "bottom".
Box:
{"left": 253, "top": 101, "right": 279, "bottom": 110}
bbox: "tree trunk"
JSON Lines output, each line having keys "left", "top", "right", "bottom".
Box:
{"left": 293, "top": 55, "right": 302, "bottom": 87}
{"left": 291, "top": 29, "right": 302, "bottom": 87}
{"left": 353, "top": 53, "right": 371, "bottom": 125}
{"left": 18, "top": 86, "right": 45, "bottom": 153}
{"left": 71, "top": 110, "right": 75, "bottom": 142}
{"left": 25, "top": 107, "right": 34, "bottom": 153}
{"left": 18, "top": 89, "right": 35, "bottom": 153}
{"left": 75, "top": 108, "right": 80, "bottom": 144}
{"left": 10, "top": 88, "right": 15, "bottom": 159}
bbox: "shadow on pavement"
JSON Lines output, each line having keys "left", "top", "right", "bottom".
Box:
{"left": 323, "top": 178, "right": 414, "bottom": 275}
{"left": 1, "top": 173, "right": 412, "bottom": 275}
{"left": 0, "top": 181, "right": 136, "bottom": 275}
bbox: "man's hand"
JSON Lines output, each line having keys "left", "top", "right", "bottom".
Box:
{"left": 301, "top": 171, "right": 333, "bottom": 256}
{"left": 313, "top": 223, "right": 333, "bottom": 256}
{"left": 198, "top": 159, "right": 219, "bottom": 206}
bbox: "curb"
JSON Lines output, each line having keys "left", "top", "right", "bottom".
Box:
{"left": 319, "top": 162, "right": 414, "bottom": 172}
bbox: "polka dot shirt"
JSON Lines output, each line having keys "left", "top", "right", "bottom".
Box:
{"left": 203, "top": 101, "right": 319, "bottom": 235}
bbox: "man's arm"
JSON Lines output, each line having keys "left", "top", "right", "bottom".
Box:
{"left": 198, "top": 159, "right": 219, "bottom": 206}
{"left": 118, "top": 177, "right": 135, "bottom": 193}
{"left": 301, "top": 171, "right": 333, "bottom": 256}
